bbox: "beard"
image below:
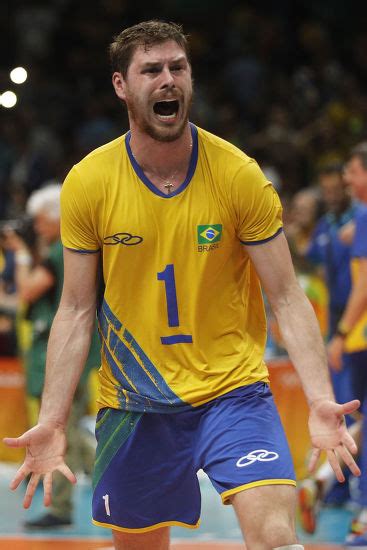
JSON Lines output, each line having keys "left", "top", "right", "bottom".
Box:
{"left": 125, "top": 91, "right": 193, "bottom": 143}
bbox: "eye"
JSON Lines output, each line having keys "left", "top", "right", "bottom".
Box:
{"left": 142, "top": 67, "right": 161, "bottom": 75}
{"left": 171, "top": 66, "right": 183, "bottom": 72}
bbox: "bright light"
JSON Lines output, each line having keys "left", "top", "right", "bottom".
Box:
{"left": 10, "top": 67, "right": 28, "bottom": 84}
{"left": 0, "top": 91, "right": 17, "bottom": 108}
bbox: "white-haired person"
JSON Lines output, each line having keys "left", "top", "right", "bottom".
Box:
{"left": 2, "top": 183, "right": 100, "bottom": 529}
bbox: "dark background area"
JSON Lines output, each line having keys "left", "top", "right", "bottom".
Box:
{"left": 1, "top": 0, "right": 367, "bottom": 218}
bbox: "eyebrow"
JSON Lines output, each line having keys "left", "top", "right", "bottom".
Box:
{"left": 141, "top": 56, "right": 187, "bottom": 68}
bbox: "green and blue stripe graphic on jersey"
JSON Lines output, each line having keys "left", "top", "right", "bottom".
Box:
{"left": 98, "top": 299, "right": 190, "bottom": 411}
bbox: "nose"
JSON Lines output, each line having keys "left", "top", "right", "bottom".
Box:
{"left": 160, "top": 66, "right": 175, "bottom": 89}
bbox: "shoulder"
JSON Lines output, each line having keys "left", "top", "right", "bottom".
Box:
{"left": 62, "top": 135, "right": 127, "bottom": 201}
{"left": 197, "top": 126, "right": 252, "bottom": 171}
{"left": 73, "top": 135, "right": 126, "bottom": 178}
{"left": 196, "top": 126, "right": 269, "bottom": 191}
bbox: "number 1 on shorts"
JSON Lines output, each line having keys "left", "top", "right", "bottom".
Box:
{"left": 103, "top": 494, "right": 111, "bottom": 516}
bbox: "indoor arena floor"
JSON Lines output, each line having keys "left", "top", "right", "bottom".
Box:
{"left": 0, "top": 463, "right": 355, "bottom": 549}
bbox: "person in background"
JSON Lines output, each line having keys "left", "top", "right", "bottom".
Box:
{"left": 285, "top": 187, "right": 321, "bottom": 258}
{"left": 297, "top": 164, "right": 360, "bottom": 533}
{"left": 327, "top": 143, "right": 367, "bottom": 548}
{"left": 3, "top": 21, "right": 360, "bottom": 550}
{"left": 284, "top": 187, "right": 329, "bottom": 341}
{"left": 2, "top": 183, "right": 100, "bottom": 529}
{"left": 0, "top": 242, "right": 17, "bottom": 356}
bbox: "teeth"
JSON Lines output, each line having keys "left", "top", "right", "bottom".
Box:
{"left": 157, "top": 113, "right": 177, "bottom": 119}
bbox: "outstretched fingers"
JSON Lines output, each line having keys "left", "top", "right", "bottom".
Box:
{"left": 10, "top": 467, "right": 29, "bottom": 491}
{"left": 308, "top": 448, "right": 321, "bottom": 473}
{"left": 57, "top": 463, "right": 77, "bottom": 485}
{"left": 342, "top": 431, "right": 358, "bottom": 455}
{"left": 3, "top": 433, "right": 31, "bottom": 448}
{"left": 324, "top": 443, "right": 360, "bottom": 482}
{"left": 23, "top": 474, "right": 41, "bottom": 509}
{"left": 326, "top": 449, "right": 345, "bottom": 482}
{"left": 337, "top": 444, "right": 361, "bottom": 477}
{"left": 340, "top": 399, "right": 360, "bottom": 416}
{"left": 43, "top": 473, "right": 53, "bottom": 507}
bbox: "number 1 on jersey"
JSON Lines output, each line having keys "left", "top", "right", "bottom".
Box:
{"left": 157, "top": 264, "right": 179, "bottom": 326}
{"left": 157, "top": 264, "right": 193, "bottom": 344}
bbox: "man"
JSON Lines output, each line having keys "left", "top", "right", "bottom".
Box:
{"left": 297, "top": 165, "right": 358, "bottom": 533}
{"left": 3, "top": 21, "right": 360, "bottom": 550}
{"left": 2, "top": 184, "right": 99, "bottom": 528}
{"left": 327, "top": 143, "right": 367, "bottom": 547}
{"left": 308, "top": 165, "right": 356, "bottom": 340}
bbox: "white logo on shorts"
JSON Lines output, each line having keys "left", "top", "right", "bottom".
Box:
{"left": 236, "top": 449, "right": 279, "bottom": 468}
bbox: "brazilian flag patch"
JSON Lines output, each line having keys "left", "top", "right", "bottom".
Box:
{"left": 197, "top": 224, "right": 223, "bottom": 244}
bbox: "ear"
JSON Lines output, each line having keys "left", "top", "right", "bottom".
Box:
{"left": 112, "top": 72, "right": 127, "bottom": 101}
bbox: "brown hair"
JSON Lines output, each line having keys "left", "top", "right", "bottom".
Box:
{"left": 109, "top": 20, "right": 190, "bottom": 77}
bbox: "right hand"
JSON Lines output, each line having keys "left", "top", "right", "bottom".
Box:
{"left": 3, "top": 423, "right": 76, "bottom": 509}
{"left": 308, "top": 398, "right": 361, "bottom": 482}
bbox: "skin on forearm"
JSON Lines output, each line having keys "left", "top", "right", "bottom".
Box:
{"left": 271, "top": 282, "right": 334, "bottom": 405}
{"left": 37, "top": 247, "right": 100, "bottom": 428}
{"left": 246, "top": 232, "right": 334, "bottom": 406}
{"left": 38, "top": 303, "right": 96, "bottom": 427}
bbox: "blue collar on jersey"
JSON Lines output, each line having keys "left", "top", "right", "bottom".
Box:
{"left": 125, "top": 123, "right": 198, "bottom": 198}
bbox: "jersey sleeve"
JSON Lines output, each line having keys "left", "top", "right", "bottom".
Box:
{"left": 352, "top": 208, "right": 367, "bottom": 258}
{"left": 232, "top": 159, "right": 283, "bottom": 245}
{"left": 60, "top": 166, "right": 100, "bottom": 253}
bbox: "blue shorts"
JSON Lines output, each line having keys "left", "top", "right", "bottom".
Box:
{"left": 92, "top": 382, "right": 295, "bottom": 533}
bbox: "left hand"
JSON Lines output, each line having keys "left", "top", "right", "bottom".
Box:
{"left": 327, "top": 335, "right": 344, "bottom": 371}
{"left": 308, "top": 398, "right": 361, "bottom": 482}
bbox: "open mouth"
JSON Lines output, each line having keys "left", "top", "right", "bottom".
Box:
{"left": 153, "top": 99, "right": 179, "bottom": 119}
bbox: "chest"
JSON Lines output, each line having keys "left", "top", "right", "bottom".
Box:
{"left": 98, "top": 172, "right": 235, "bottom": 260}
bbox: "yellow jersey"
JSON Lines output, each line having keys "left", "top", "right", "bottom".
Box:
{"left": 61, "top": 124, "right": 283, "bottom": 412}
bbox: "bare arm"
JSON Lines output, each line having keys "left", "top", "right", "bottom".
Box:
{"left": 39, "top": 247, "right": 100, "bottom": 425}
{"left": 245, "top": 232, "right": 360, "bottom": 479}
{"left": 3, "top": 247, "right": 100, "bottom": 507}
{"left": 246, "top": 232, "right": 333, "bottom": 404}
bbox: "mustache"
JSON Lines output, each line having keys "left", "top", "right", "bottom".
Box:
{"left": 152, "top": 92, "right": 181, "bottom": 102}
{"left": 152, "top": 87, "right": 194, "bottom": 106}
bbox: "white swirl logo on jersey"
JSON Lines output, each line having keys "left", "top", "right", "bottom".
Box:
{"left": 236, "top": 449, "right": 279, "bottom": 467}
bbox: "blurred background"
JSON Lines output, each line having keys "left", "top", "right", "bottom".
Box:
{"left": 1, "top": 0, "right": 367, "bottom": 209}
{"left": 1, "top": 0, "right": 367, "bottom": 548}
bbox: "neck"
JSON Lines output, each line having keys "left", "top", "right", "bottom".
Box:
{"left": 129, "top": 122, "right": 192, "bottom": 179}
